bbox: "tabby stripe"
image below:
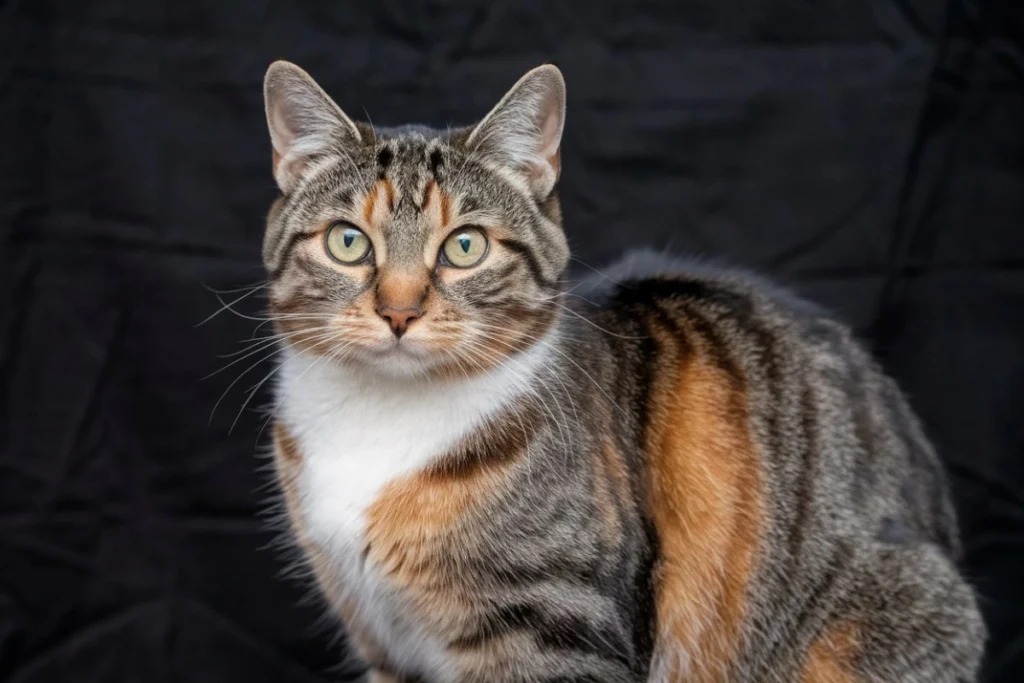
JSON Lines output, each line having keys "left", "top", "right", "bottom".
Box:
{"left": 292, "top": 254, "right": 338, "bottom": 282}
{"left": 630, "top": 519, "right": 659, "bottom": 679}
{"left": 266, "top": 197, "right": 309, "bottom": 266}
{"left": 466, "top": 264, "right": 522, "bottom": 303}
{"left": 377, "top": 147, "right": 393, "bottom": 176}
{"left": 267, "top": 187, "right": 353, "bottom": 273}
{"left": 754, "top": 541, "right": 854, "bottom": 680}
{"left": 429, "top": 149, "right": 443, "bottom": 178}
{"left": 498, "top": 238, "right": 556, "bottom": 290}
{"left": 265, "top": 198, "right": 289, "bottom": 262}
{"left": 845, "top": 357, "right": 876, "bottom": 508}
{"left": 484, "top": 263, "right": 520, "bottom": 288}
{"left": 612, "top": 277, "right": 755, "bottom": 325}
{"left": 787, "top": 377, "right": 819, "bottom": 571}
{"left": 268, "top": 231, "right": 321, "bottom": 280}
{"left": 433, "top": 403, "right": 538, "bottom": 479}
{"left": 630, "top": 311, "right": 659, "bottom": 474}
{"left": 482, "top": 558, "right": 600, "bottom": 590}
{"left": 451, "top": 602, "right": 630, "bottom": 666}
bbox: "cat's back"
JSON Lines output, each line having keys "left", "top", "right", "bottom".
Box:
{"left": 570, "top": 252, "right": 983, "bottom": 680}
{"left": 579, "top": 250, "right": 961, "bottom": 557}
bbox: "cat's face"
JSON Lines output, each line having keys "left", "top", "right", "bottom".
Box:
{"left": 262, "top": 63, "right": 569, "bottom": 378}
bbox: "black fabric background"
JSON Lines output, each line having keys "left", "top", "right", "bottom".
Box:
{"left": 1, "top": 1, "right": 1022, "bottom": 681}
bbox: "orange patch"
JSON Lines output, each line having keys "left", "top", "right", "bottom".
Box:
{"left": 375, "top": 269, "right": 428, "bottom": 311}
{"left": 800, "top": 622, "right": 860, "bottom": 683}
{"left": 362, "top": 180, "right": 394, "bottom": 227}
{"left": 439, "top": 190, "right": 452, "bottom": 228}
{"left": 361, "top": 416, "right": 534, "bottom": 648}
{"left": 366, "top": 413, "right": 528, "bottom": 589}
{"left": 362, "top": 183, "right": 379, "bottom": 224}
{"left": 645, "top": 320, "right": 762, "bottom": 682}
{"left": 364, "top": 429, "right": 520, "bottom": 588}
{"left": 381, "top": 177, "right": 396, "bottom": 211}
{"left": 421, "top": 180, "right": 455, "bottom": 251}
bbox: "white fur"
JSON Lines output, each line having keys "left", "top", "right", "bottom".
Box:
{"left": 275, "top": 338, "right": 554, "bottom": 679}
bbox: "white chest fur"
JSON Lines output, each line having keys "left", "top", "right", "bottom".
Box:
{"left": 275, "top": 342, "right": 551, "bottom": 677}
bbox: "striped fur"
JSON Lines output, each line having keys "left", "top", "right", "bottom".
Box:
{"left": 260, "top": 62, "right": 985, "bottom": 682}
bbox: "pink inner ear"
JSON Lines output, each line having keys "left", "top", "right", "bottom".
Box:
{"left": 269, "top": 101, "right": 297, "bottom": 154}
{"left": 538, "top": 106, "right": 563, "bottom": 161}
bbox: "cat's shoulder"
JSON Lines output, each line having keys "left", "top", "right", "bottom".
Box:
{"left": 577, "top": 248, "right": 830, "bottom": 326}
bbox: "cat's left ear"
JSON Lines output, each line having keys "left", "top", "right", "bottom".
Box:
{"left": 466, "top": 64, "right": 566, "bottom": 198}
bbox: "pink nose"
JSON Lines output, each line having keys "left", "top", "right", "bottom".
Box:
{"left": 377, "top": 306, "right": 421, "bottom": 338}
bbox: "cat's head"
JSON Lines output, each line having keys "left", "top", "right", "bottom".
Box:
{"left": 261, "top": 61, "right": 569, "bottom": 379}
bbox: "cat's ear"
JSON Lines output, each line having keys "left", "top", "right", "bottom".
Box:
{"left": 263, "top": 61, "right": 362, "bottom": 193}
{"left": 466, "top": 64, "right": 566, "bottom": 198}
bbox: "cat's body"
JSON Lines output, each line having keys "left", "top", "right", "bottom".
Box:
{"left": 260, "top": 62, "right": 985, "bottom": 681}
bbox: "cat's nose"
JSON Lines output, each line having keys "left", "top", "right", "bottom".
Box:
{"left": 377, "top": 306, "right": 422, "bottom": 338}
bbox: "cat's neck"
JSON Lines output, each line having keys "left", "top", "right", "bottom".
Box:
{"left": 275, "top": 323, "right": 562, "bottom": 440}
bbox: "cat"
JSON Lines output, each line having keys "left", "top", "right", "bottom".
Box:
{"left": 259, "top": 60, "right": 985, "bottom": 682}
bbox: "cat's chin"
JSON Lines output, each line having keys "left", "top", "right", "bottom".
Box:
{"left": 363, "top": 349, "right": 439, "bottom": 379}
{"left": 334, "top": 339, "right": 447, "bottom": 380}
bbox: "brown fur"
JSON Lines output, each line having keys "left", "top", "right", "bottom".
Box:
{"left": 439, "top": 188, "right": 452, "bottom": 228}
{"left": 645, "top": 317, "right": 762, "bottom": 682}
{"left": 375, "top": 271, "right": 429, "bottom": 311}
{"left": 800, "top": 622, "right": 860, "bottom": 683}
{"left": 365, "top": 453, "right": 516, "bottom": 589}
{"left": 362, "top": 180, "right": 394, "bottom": 228}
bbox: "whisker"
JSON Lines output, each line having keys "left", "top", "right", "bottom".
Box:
{"left": 233, "top": 332, "right": 348, "bottom": 435}
{"left": 201, "top": 280, "right": 269, "bottom": 295}
{"left": 463, "top": 320, "right": 628, "bottom": 417}
{"left": 196, "top": 283, "right": 271, "bottom": 327}
{"left": 210, "top": 328, "right": 348, "bottom": 427}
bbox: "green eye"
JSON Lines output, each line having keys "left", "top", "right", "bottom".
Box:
{"left": 441, "top": 227, "right": 488, "bottom": 268}
{"left": 325, "top": 223, "right": 371, "bottom": 264}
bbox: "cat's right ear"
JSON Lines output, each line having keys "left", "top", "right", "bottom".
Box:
{"left": 263, "top": 61, "right": 361, "bottom": 193}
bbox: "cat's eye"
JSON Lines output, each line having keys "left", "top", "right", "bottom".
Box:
{"left": 440, "top": 227, "right": 488, "bottom": 268}
{"left": 325, "top": 222, "right": 372, "bottom": 264}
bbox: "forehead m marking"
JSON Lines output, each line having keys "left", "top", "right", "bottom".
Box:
{"left": 362, "top": 178, "right": 396, "bottom": 228}
{"left": 420, "top": 179, "right": 453, "bottom": 230}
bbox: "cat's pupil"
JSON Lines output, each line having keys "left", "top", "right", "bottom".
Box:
{"left": 344, "top": 232, "right": 355, "bottom": 248}
{"left": 459, "top": 236, "right": 471, "bottom": 253}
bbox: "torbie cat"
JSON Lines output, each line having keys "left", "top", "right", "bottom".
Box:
{"left": 260, "top": 61, "right": 985, "bottom": 682}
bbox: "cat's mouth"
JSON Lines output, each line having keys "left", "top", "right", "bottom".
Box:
{"left": 353, "top": 332, "right": 444, "bottom": 377}
{"left": 367, "top": 337, "right": 429, "bottom": 357}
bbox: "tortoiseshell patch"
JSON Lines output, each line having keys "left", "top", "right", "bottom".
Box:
{"left": 800, "top": 621, "right": 860, "bottom": 683}
{"left": 364, "top": 414, "right": 531, "bottom": 590}
{"left": 645, "top": 315, "right": 762, "bottom": 681}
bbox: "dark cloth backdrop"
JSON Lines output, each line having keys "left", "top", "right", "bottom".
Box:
{"left": 1, "top": 1, "right": 1022, "bottom": 681}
